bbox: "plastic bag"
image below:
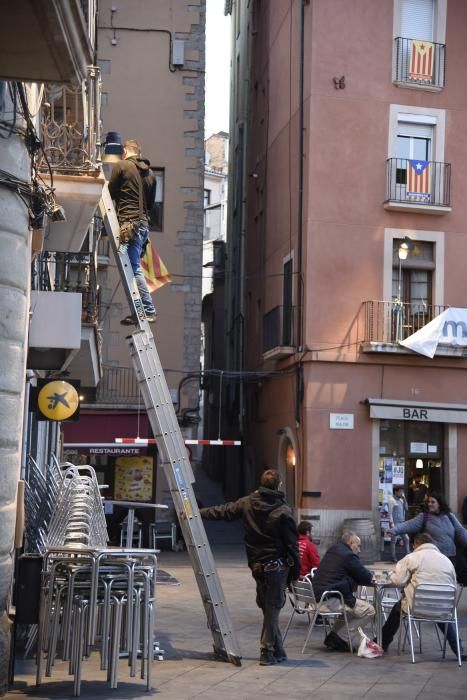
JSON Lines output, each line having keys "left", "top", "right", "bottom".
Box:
{"left": 357, "top": 627, "right": 384, "bottom": 658}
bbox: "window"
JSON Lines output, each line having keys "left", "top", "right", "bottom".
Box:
{"left": 386, "top": 105, "right": 449, "bottom": 210}
{"left": 204, "top": 189, "right": 211, "bottom": 208}
{"left": 148, "top": 168, "right": 164, "bottom": 232}
{"left": 282, "top": 258, "right": 293, "bottom": 346}
{"left": 393, "top": 0, "right": 447, "bottom": 88}
{"left": 400, "top": 0, "right": 434, "bottom": 41}
{"left": 392, "top": 239, "right": 434, "bottom": 313}
{"left": 395, "top": 119, "right": 433, "bottom": 197}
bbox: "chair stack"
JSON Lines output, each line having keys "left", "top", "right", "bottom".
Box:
{"left": 23, "top": 455, "right": 64, "bottom": 552}
{"left": 32, "top": 463, "right": 161, "bottom": 696}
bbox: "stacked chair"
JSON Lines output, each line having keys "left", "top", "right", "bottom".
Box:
{"left": 24, "top": 462, "right": 161, "bottom": 696}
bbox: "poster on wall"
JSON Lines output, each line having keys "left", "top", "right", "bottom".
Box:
{"left": 393, "top": 460, "right": 405, "bottom": 485}
{"left": 384, "top": 458, "right": 393, "bottom": 483}
{"left": 114, "top": 456, "right": 154, "bottom": 502}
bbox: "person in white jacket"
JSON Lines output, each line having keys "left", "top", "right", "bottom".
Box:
{"left": 381, "top": 532, "right": 465, "bottom": 658}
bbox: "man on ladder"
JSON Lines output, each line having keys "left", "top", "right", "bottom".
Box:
{"left": 108, "top": 138, "right": 157, "bottom": 325}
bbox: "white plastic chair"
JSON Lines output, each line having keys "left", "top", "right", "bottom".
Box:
{"left": 398, "top": 583, "right": 462, "bottom": 665}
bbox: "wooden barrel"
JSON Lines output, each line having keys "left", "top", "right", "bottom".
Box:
{"left": 342, "top": 518, "right": 379, "bottom": 563}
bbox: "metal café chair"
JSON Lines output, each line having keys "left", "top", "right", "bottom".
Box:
{"left": 283, "top": 576, "right": 353, "bottom": 654}
{"left": 398, "top": 583, "right": 462, "bottom": 665}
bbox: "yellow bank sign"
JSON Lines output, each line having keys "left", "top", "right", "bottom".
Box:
{"left": 37, "top": 380, "right": 80, "bottom": 421}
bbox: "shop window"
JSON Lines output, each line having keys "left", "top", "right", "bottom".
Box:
{"left": 379, "top": 419, "right": 444, "bottom": 519}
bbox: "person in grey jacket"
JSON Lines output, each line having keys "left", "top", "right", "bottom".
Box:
{"left": 388, "top": 486, "right": 410, "bottom": 562}
{"left": 391, "top": 491, "right": 467, "bottom": 570}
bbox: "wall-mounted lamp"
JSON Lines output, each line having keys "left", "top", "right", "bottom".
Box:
{"left": 102, "top": 131, "right": 123, "bottom": 163}
{"left": 416, "top": 458, "right": 424, "bottom": 469}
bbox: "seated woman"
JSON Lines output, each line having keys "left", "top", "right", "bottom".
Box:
{"left": 297, "top": 520, "right": 320, "bottom": 577}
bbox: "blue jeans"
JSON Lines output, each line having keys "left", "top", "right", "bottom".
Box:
{"left": 252, "top": 560, "right": 288, "bottom": 652}
{"left": 120, "top": 222, "right": 156, "bottom": 315}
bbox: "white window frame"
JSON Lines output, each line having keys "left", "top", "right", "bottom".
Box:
{"left": 383, "top": 228, "right": 444, "bottom": 307}
{"left": 388, "top": 104, "right": 445, "bottom": 164}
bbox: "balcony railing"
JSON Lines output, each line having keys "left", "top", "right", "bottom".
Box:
{"left": 96, "top": 366, "right": 140, "bottom": 405}
{"left": 263, "top": 305, "right": 296, "bottom": 354}
{"left": 39, "top": 65, "right": 101, "bottom": 174}
{"left": 31, "top": 251, "right": 100, "bottom": 324}
{"left": 394, "top": 37, "right": 446, "bottom": 88}
{"left": 361, "top": 300, "right": 447, "bottom": 346}
{"left": 386, "top": 158, "right": 451, "bottom": 208}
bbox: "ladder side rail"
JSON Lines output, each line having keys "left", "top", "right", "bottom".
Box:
{"left": 100, "top": 186, "right": 242, "bottom": 664}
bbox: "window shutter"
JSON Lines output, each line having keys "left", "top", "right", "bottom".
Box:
{"left": 400, "top": 0, "right": 434, "bottom": 41}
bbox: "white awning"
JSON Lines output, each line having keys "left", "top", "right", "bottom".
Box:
{"left": 366, "top": 398, "right": 467, "bottom": 424}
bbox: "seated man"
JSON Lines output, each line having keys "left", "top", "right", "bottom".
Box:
{"left": 312, "top": 531, "right": 375, "bottom": 651}
{"left": 297, "top": 520, "right": 320, "bottom": 577}
{"left": 382, "top": 532, "right": 465, "bottom": 658}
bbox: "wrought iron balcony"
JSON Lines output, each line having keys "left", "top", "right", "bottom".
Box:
{"left": 263, "top": 305, "right": 296, "bottom": 357}
{"left": 31, "top": 251, "right": 100, "bottom": 324}
{"left": 96, "top": 366, "right": 140, "bottom": 405}
{"left": 39, "top": 65, "right": 101, "bottom": 174}
{"left": 361, "top": 300, "right": 448, "bottom": 351}
{"left": 394, "top": 37, "right": 446, "bottom": 89}
{"left": 385, "top": 158, "right": 451, "bottom": 212}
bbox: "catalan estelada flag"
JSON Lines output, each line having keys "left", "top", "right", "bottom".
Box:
{"left": 409, "top": 40, "right": 434, "bottom": 82}
{"left": 407, "top": 159, "right": 431, "bottom": 199}
{"left": 141, "top": 242, "right": 172, "bottom": 292}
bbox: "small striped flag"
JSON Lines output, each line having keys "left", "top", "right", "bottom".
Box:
{"left": 407, "top": 160, "right": 431, "bottom": 200}
{"left": 141, "top": 242, "right": 171, "bottom": 292}
{"left": 409, "top": 40, "right": 434, "bottom": 82}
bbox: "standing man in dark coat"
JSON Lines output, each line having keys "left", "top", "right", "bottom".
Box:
{"left": 200, "top": 469, "right": 300, "bottom": 666}
{"left": 312, "top": 531, "right": 375, "bottom": 651}
{"left": 108, "top": 139, "right": 157, "bottom": 324}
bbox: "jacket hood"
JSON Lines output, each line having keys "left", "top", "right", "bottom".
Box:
{"left": 126, "top": 155, "right": 151, "bottom": 172}
{"left": 249, "top": 487, "right": 287, "bottom": 515}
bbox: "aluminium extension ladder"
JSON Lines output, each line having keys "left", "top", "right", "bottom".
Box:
{"left": 99, "top": 183, "right": 241, "bottom": 666}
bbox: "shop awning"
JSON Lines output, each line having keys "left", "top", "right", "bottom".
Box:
{"left": 366, "top": 398, "right": 467, "bottom": 424}
{"left": 63, "top": 413, "right": 150, "bottom": 454}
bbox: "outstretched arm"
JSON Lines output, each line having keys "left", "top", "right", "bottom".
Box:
{"left": 393, "top": 512, "right": 424, "bottom": 536}
{"left": 199, "top": 497, "right": 245, "bottom": 522}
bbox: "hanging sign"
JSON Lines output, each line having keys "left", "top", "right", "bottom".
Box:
{"left": 37, "top": 380, "right": 80, "bottom": 421}
{"left": 400, "top": 308, "right": 467, "bottom": 358}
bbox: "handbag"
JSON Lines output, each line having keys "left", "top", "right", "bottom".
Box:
{"left": 357, "top": 627, "right": 384, "bottom": 658}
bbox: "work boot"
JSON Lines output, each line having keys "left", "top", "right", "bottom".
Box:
{"left": 259, "top": 649, "right": 277, "bottom": 666}
{"left": 273, "top": 645, "right": 287, "bottom": 662}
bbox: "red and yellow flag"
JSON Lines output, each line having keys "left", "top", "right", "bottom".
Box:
{"left": 141, "top": 243, "right": 172, "bottom": 292}
{"left": 409, "top": 40, "right": 434, "bottom": 82}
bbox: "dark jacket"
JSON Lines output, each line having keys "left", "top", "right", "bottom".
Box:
{"left": 200, "top": 487, "right": 300, "bottom": 577}
{"left": 108, "top": 156, "right": 155, "bottom": 223}
{"left": 312, "top": 541, "right": 373, "bottom": 608}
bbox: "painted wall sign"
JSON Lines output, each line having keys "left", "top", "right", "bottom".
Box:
{"left": 329, "top": 413, "right": 354, "bottom": 430}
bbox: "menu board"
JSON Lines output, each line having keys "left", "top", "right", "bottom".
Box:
{"left": 114, "top": 456, "right": 154, "bottom": 502}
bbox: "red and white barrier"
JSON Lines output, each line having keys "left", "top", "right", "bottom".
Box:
{"left": 115, "top": 438, "right": 241, "bottom": 446}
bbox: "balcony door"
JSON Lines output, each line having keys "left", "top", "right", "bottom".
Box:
{"left": 395, "top": 121, "right": 433, "bottom": 201}
{"left": 392, "top": 240, "right": 434, "bottom": 338}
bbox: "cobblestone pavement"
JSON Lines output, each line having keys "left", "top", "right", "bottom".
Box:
{"left": 7, "top": 545, "right": 467, "bottom": 699}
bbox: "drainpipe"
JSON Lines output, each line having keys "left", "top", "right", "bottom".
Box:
{"left": 295, "top": 0, "right": 306, "bottom": 426}
{"left": 0, "top": 85, "right": 32, "bottom": 694}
